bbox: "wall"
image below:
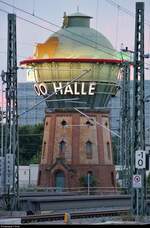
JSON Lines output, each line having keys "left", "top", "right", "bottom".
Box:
{"left": 19, "top": 164, "right": 39, "bottom": 188}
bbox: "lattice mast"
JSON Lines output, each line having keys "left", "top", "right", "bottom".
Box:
{"left": 4, "top": 13, "right": 19, "bottom": 210}
{"left": 131, "top": 2, "right": 146, "bottom": 216}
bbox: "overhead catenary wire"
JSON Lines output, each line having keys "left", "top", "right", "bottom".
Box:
{"left": 105, "top": 0, "right": 134, "bottom": 18}
{"left": 1, "top": 1, "right": 150, "bottom": 117}
{"left": 0, "top": 38, "right": 35, "bottom": 47}
{"left": 0, "top": 0, "right": 150, "bottom": 60}
{"left": 0, "top": 0, "right": 131, "bottom": 63}
{"left": 105, "top": 0, "right": 150, "bottom": 36}
{"left": 74, "top": 107, "right": 121, "bottom": 138}
{"left": 0, "top": 50, "right": 28, "bottom": 59}
{"left": 148, "top": 25, "right": 150, "bottom": 54}
{"left": 18, "top": 69, "right": 91, "bottom": 117}
{"left": 0, "top": 8, "right": 120, "bottom": 60}
{"left": 2, "top": 0, "right": 150, "bottom": 51}
{"left": 1, "top": 0, "right": 143, "bottom": 65}
{"left": 115, "top": 4, "right": 120, "bottom": 50}
{"left": 0, "top": 0, "right": 118, "bottom": 54}
{"left": 95, "top": 0, "right": 99, "bottom": 48}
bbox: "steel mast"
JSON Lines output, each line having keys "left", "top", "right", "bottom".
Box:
{"left": 2, "top": 14, "right": 19, "bottom": 210}
{"left": 131, "top": 2, "right": 146, "bottom": 216}
{"left": 120, "top": 62, "right": 131, "bottom": 192}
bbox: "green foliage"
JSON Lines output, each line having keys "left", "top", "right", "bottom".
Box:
{"left": 79, "top": 176, "right": 85, "bottom": 187}
{"left": 79, "top": 175, "right": 97, "bottom": 187}
{"left": 0, "top": 123, "right": 44, "bottom": 165}
{"left": 19, "top": 123, "right": 44, "bottom": 165}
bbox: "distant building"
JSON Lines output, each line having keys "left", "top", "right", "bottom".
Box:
{"left": 19, "top": 164, "right": 39, "bottom": 188}
{"left": 18, "top": 80, "right": 150, "bottom": 145}
{"left": 108, "top": 80, "right": 150, "bottom": 145}
{"left": 17, "top": 82, "right": 45, "bottom": 126}
{"left": 17, "top": 81, "right": 150, "bottom": 188}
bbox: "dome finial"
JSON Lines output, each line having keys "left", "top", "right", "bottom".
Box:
{"left": 62, "top": 11, "right": 68, "bottom": 28}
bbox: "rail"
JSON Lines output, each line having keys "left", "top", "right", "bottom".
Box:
{"left": 19, "top": 186, "right": 130, "bottom": 195}
{"left": 21, "top": 208, "right": 130, "bottom": 223}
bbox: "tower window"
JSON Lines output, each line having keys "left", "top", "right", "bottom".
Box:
{"left": 111, "top": 172, "right": 115, "bottom": 186}
{"left": 86, "top": 120, "right": 93, "bottom": 127}
{"left": 59, "top": 140, "right": 66, "bottom": 153}
{"left": 42, "top": 141, "right": 46, "bottom": 159}
{"left": 107, "top": 142, "right": 111, "bottom": 159}
{"left": 105, "top": 122, "right": 108, "bottom": 127}
{"left": 61, "top": 120, "right": 67, "bottom": 127}
{"left": 86, "top": 140, "right": 93, "bottom": 159}
{"left": 87, "top": 171, "right": 93, "bottom": 176}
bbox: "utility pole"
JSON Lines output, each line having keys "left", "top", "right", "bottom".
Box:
{"left": 120, "top": 62, "right": 131, "bottom": 193}
{"left": 1, "top": 14, "right": 19, "bottom": 210}
{"left": 131, "top": 2, "right": 146, "bottom": 217}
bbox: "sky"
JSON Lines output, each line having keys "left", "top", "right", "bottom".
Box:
{"left": 0, "top": 0, "right": 150, "bottom": 106}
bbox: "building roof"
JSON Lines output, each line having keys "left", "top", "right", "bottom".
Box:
{"left": 68, "top": 12, "right": 92, "bottom": 18}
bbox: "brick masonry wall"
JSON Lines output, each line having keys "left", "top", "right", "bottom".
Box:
{"left": 38, "top": 110, "right": 116, "bottom": 189}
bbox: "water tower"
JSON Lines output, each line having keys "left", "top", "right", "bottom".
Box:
{"left": 21, "top": 12, "right": 122, "bottom": 190}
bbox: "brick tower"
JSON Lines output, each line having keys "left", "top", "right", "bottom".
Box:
{"left": 37, "top": 110, "right": 116, "bottom": 189}
{"left": 21, "top": 12, "right": 122, "bottom": 191}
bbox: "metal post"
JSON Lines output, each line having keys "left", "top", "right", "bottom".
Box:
{"left": 87, "top": 173, "right": 90, "bottom": 195}
{"left": 120, "top": 62, "right": 131, "bottom": 192}
{"left": 131, "top": 2, "right": 146, "bottom": 216}
{"left": 0, "top": 83, "right": 4, "bottom": 157}
{"left": 137, "top": 189, "right": 139, "bottom": 218}
{"left": 2, "top": 14, "right": 19, "bottom": 210}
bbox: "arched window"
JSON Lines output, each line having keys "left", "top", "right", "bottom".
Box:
{"left": 61, "top": 120, "right": 67, "bottom": 127}
{"left": 42, "top": 141, "right": 46, "bottom": 159}
{"left": 85, "top": 171, "right": 95, "bottom": 187}
{"left": 87, "top": 171, "right": 93, "bottom": 176}
{"left": 86, "top": 120, "right": 93, "bottom": 127}
{"left": 111, "top": 172, "right": 115, "bottom": 186}
{"left": 107, "top": 142, "right": 111, "bottom": 159}
{"left": 59, "top": 140, "right": 66, "bottom": 153}
{"left": 87, "top": 171, "right": 93, "bottom": 185}
{"left": 38, "top": 170, "right": 41, "bottom": 185}
{"left": 86, "top": 140, "right": 93, "bottom": 159}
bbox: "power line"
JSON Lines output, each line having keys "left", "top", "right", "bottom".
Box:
{"left": 105, "top": 0, "right": 150, "bottom": 27}
{"left": 0, "top": 1, "right": 125, "bottom": 60}
{"left": 74, "top": 107, "right": 121, "bottom": 138}
{"left": 18, "top": 69, "right": 91, "bottom": 117}
{"left": 0, "top": 50, "right": 28, "bottom": 59}
{"left": 0, "top": 38, "right": 36, "bottom": 47}
{"left": 0, "top": 0, "right": 117, "bottom": 53}
{"left": 105, "top": 0, "right": 134, "bottom": 18}
{"left": 3, "top": 0, "right": 148, "bottom": 45}
{"left": 1, "top": 0, "right": 150, "bottom": 56}
{"left": 0, "top": 7, "right": 120, "bottom": 60}
{"left": 115, "top": 5, "right": 120, "bottom": 49}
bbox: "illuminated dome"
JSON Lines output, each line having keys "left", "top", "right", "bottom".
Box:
{"left": 20, "top": 12, "right": 122, "bottom": 109}
{"left": 33, "top": 12, "right": 117, "bottom": 59}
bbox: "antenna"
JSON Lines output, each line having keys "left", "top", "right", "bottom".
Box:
{"left": 33, "top": 0, "right": 35, "bottom": 16}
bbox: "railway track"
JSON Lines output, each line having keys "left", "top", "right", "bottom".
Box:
{"left": 21, "top": 208, "right": 130, "bottom": 223}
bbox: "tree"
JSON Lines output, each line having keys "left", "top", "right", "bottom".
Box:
{"left": 0, "top": 123, "right": 44, "bottom": 165}
{"left": 0, "top": 124, "right": 44, "bottom": 165}
{"left": 79, "top": 175, "right": 97, "bottom": 187}
{"left": 19, "top": 123, "right": 44, "bottom": 165}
